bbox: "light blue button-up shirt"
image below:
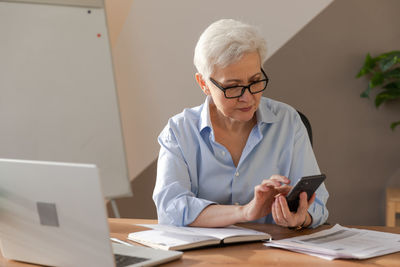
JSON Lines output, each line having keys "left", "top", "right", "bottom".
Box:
{"left": 153, "top": 96, "right": 329, "bottom": 228}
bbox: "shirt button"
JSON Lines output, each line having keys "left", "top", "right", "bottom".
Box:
{"left": 221, "top": 151, "right": 226, "bottom": 156}
{"left": 235, "top": 172, "right": 239, "bottom": 177}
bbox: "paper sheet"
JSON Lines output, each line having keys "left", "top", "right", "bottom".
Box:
{"left": 265, "top": 224, "right": 400, "bottom": 260}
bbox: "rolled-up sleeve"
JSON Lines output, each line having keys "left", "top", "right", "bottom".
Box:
{"left": 153, "top": 126, "right": 215, "bottom": 226}
{"left": 289, "top": 113, "right": 329, "bottom": 228}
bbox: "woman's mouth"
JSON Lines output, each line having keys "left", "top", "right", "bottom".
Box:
{"left": 238, "top": 106, "right": 252, "bottom": 112}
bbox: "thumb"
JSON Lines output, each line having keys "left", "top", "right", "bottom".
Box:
{"left": 298, "top": 192, "right": 309, "bottom": 212}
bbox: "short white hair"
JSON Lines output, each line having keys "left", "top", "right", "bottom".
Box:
{"left": 194, "top": 19, "right": 267, "bottom": 79}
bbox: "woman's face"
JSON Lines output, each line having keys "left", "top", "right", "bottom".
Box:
{"left": 204, "top": 52, "right": 263, "bottom": 123}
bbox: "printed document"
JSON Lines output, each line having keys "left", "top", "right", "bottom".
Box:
{"left": 265, "top": 224, "right": 400, "bottom": 260}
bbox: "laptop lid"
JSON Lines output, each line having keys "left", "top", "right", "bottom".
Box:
{"left": 0, "top": 158, "right": 181, "bottom": 267}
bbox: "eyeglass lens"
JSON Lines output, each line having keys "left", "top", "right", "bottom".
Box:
{"left": 225, "top": 80, "right": 267, "bottom": 98}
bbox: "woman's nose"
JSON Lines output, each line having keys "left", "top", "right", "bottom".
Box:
{"left": 238, "top": 87, "right": 253, "bottom": 101}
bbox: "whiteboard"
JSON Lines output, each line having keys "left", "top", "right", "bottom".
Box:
{"left": 0, "top": 0, "right": 132, "bottom": 199}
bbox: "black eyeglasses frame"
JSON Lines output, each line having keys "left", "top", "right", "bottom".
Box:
{"left": 209, "top": 68, "right": 269, "bottom": 99}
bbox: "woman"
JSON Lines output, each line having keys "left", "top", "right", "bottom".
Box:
{"left": 153, "top": 19, "right": 329, "bottom": 229}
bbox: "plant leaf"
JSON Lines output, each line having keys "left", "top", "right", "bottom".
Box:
{"left": 383, "top": 67, "right": 400, "bottom": 79}
{"left": 379, "top": 55, "right": 398, "bottom": 72}
{"left": 380, "top": 50, "right": 400, "bottom": 58}
{"left": 383, "top": 81, "right": 400, "bottom": 89}
{"left": 375, "top": 88, "right": 400, "bottom": 107}
{"left": 390, "top": 121, "right": 400, "bottom": 131}
{"left": 361, "top": 83, "right": 372, "bottom": 98}
{"left": 356, "top": 53, "right": 377, "bottom": 78}
{"left": 369, "top": 72, "right": 384, "bottom": 88}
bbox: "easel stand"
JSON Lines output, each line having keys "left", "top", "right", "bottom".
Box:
{"left": 110, "top": 199, "right": 121, "bottom": 218}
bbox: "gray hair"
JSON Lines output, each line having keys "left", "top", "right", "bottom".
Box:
{"left": 194, "top": 19, "right": 267, "bottom": 79}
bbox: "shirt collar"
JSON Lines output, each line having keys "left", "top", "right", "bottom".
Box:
{"left": 199, "top": 96, "right": 212, "bottom": 132}
{"left": 255, "top": 97, "right": 279, "bottom": 125}
{"left": 199, "top": 96, "right": 279, "bottom": 132}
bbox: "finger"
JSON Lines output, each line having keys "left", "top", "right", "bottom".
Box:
{"left": 278, "top": 196, "right": 291, "bottom": 219}
{"left": 298, "top": 192, "right": 309, "bottom": 213}
{"left": 273, "top": 198, "right": 285, "bottom": 225}
{"left": 278, "top": 195, "right": 295, "bottom": 226}
{"left": 253, "top": 185, "right": 264, "bottom": 201}
{"left": 261, "top": 179, "right": 281, "bottom": 188}
{"left": 269, "top": 175, "right": 290, "bottom": 185}
{"left": 254, "top": 184, "right": 277, "bottom": 203}
{"left": 276, "top": 185, "right": 292, "bottom": 195}
{"left": 255, "top": 183, "right": 272, "bottom": 194}
{"left": 261, "top": 176, "right": 289, "bottom": 190}
{"left": 259, "top": 182, "right": 282, "bottom": 196}
{"left": 272, "top": 200, "right": 281, "bottom": 224}
{"left": 271, "top": 199, "right": 276, "bottom": 218}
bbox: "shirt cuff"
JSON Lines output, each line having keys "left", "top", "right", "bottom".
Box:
{"left": 307, "top": 204, "right": 328, "bottom": 228}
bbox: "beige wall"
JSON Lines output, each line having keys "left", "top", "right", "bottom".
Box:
{"left": 110, "top": 0, "right": 332, "bottom": 182}
{"left": 104, "top": 0, "right": 332, "bottom": 218}
{"left": 104, "top": 0, "right": 134, "bottom": 48}
{"left": 265, "top": 0, "right": 400, "bottom": 225}
{"left": 108, "top": 0, "right": 400, "bottom": 226}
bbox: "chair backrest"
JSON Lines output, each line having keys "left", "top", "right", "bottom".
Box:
{"left": 297, "top": 111, "right": 329, "bottom": 225}
{"left": 297, "top": 111, "right": 313, "bottom": 147}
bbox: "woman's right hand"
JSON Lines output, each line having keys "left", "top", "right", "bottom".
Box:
{"left": 241, "top": 175, "right": 290, "bottom": 221}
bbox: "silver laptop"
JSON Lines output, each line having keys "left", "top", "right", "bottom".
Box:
{"left": 0, "top": 158, "right": 182, "bottom": 267}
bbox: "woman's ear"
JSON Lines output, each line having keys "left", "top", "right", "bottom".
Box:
{"left": 195, "top": 73, "right": 210, "bottom": 95}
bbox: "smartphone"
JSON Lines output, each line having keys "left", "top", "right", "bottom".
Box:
{"left": 285, "top": 174, "right": 326, "bottom": 212}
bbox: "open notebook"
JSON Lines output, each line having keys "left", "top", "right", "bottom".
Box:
{"left": 129, "top": 224, "right": 271, "bottom": 251}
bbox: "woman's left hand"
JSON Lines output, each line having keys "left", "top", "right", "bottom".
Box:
{"left": 272, "top": 191, "right": 315, "bottom": 228}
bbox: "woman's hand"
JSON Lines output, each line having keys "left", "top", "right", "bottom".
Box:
{"left": 241, "top": 175, "right": 290, "bottom": 222}
{"left": 191, "top": 175, "right": 293, "bottom": 227}
{"left": 272, "top": 191, "right": 315, "bottom": 228}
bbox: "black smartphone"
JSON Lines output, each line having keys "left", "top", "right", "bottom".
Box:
{"left": 286, "top": 174, "right": 326, "bottom": 212}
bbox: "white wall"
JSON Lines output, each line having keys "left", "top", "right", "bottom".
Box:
{"left": 112, "top": 0, "right": 333, "bottom": 179}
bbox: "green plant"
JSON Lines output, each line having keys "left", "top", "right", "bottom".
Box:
{"left": 356, "top": 50, "right": 400, "bottom": 130}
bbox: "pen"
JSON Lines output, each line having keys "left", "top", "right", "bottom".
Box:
{"left": 110, "top": 237, "right": 134, "bottom": 247}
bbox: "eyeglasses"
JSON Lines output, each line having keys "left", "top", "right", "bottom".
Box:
{"left": 209, "top": 69, "right": 269, "bottom": 99}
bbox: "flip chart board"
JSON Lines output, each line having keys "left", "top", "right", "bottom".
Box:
{"left": 0, "top": 0, "right": 132, "bottom": 199}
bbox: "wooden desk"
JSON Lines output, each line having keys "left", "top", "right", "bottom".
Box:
{"left": 1, "top": 219, "right": 400, "bottom": 266}
{"left": 109, "top": 219, "right": 400, "bottom": 267}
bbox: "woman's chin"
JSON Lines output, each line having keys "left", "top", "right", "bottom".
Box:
{"left": 231, "top": 112, "right": 256, "bottom": 122}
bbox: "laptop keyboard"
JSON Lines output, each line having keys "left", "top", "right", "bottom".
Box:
{"left": 114, "top": 254, "right": 149, "bottom": 267}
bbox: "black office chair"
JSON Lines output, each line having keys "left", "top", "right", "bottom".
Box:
{"left": 297, "top": 111, "right": 313, "bottom": 147}
{"left": 296, "top": 111, "right": 331, "bottom": 225}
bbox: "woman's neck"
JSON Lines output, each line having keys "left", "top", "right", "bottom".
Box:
{"left": 209, "top": 102, "right": 256, "bottom": 133}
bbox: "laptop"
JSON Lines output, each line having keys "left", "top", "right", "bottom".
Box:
{"left": 0, "top": 158, "right": 182, "bottom": 267}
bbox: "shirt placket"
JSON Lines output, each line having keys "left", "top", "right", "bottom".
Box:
{"left": 231, "top": 125, "right": 263, "bottom": 206}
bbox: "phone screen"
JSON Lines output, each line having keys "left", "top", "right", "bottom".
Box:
{"left": 285, "top": 174, "right": 326, "bottom": 212}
